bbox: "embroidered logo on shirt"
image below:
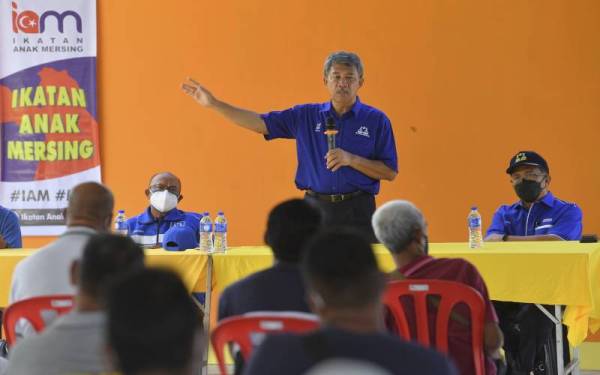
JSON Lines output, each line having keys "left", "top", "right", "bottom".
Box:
{"left": 315, "top": 123, "right": 322, "bottom": 132}
{"left": 355, "top": 126, "right": 369, "bottom": 138}
{"left": 542, "top": 218, "right": 553, "bottom": 223}
{"left": 172, "top": 221, "right": 186, "bottom": 228}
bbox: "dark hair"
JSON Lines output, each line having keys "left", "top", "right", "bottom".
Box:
{"left": 264, "top": 199, "right": 322, "bottom": 262}
{"left": 301, "top": 229, "right": 384, "bottom": 308}
{"left": 79, "top": 234, "right": 145, "bottom": 301}
{"left": 106, "top": 268, "right": 200, "bottom": 375}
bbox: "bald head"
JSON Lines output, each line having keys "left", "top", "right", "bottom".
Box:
{"left": 66, "top": 182, "right": 114, "bottom": 231}
{"left": 149, "top": 172, "right": 181, "bottom": 190}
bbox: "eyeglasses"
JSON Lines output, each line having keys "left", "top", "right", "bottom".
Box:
{"left": 149, "top": 184, "right": 180, "bottom": 195}
{"left": 510, "top": 172, "right": 545, "bottom": 183}
{"left": 327, "top": 75, "right": 358, "bottom": 85}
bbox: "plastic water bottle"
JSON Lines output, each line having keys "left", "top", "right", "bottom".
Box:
{"left": 199, "top": 212, "right": 213, "bottom": 252}
{"left": 468, "top": 206, "right": 483, "bottom": 248}
{"left": 114, "top": 210, "right": 128, "bottom": 236}
{"left": 213, "top": 211, "right": 228, "bottom": 253}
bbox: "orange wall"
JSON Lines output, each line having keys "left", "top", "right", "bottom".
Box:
{"left": 23, "top": 0, "right": 600, "bottom": 248}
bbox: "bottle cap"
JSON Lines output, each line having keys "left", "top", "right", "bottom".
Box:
{"left": 218, "top": 211, "right": 224, "bottom": 215}
{"left": 118, "top": 210, "right": 124, "bottom": 214}
{"left": 471, "top": 206, "right": 477, "bottom": 210}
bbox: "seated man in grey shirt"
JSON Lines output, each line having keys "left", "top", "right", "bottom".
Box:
{"left": 5, "top": 234, "right": 145, "bottom": 375}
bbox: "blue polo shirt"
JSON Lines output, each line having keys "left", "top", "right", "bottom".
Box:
{"left": 0, "top": 206, "right": 22, "bottom": 248}
{"left": 126, "top": 207, "right": 201, "bottom": 248}
{"left": 486, "top": 192, "right": 582, "bottom": 240}
{"left": 261, "top": 97, "right": 398, "bottom": 195}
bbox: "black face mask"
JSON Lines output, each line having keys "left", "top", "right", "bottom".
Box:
{"left": 514, "top": 179, "right": 543, "bottom": 203}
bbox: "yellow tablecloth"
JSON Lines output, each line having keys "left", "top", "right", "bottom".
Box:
{"left": 0, "top": 248, "right": 209, "bottom": 306}
{"left": 210, "top": 242, "right": 600, "bottom": 346}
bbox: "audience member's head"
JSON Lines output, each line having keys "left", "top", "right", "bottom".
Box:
{"left": 71, "top": 233, "right": 145, "bottom": 309}
{"left": 372, "top": 200, "right": 428, "bottom": 255}
{"left": 301, "top": 229, "right": 385, "bottom": 323}
{"left": 66, "top": 182, "right": 114, "bottom": 231}
{"left": 106, "top": 268, "right": 201, "bottom": 375}
{"left": 264, "top": 199, "right": 322, "bottom": 262}
{"left": 145, "top": 172, "right": 183, "bottom": 215}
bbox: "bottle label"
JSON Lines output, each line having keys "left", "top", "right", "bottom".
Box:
{"left": 468, "top": 217, "right": 481, "bottom": 228}
{"left": 201, "top": 224, "right": 212, "bottom": 232}
{"left": 215, "top": 223, "right": 227, "bottom": 232}
{"left": 116, "top": 221, "right": 127, "bottom": 231}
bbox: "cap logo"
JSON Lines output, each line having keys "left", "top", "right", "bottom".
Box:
{"left": 515, "top": 152, "right": 527, "bottom": 163}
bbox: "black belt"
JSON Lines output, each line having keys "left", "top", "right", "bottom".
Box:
{"left": 305, "top": 189, "right": 364, "bottom": 203}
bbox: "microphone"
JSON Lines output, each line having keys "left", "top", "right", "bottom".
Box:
{"left": 324, "top": 117, "right": 338, "bottom": 151}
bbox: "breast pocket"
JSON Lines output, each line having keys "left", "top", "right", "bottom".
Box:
{"left": 344, "top": 130, "right": 375, "bottom": 158}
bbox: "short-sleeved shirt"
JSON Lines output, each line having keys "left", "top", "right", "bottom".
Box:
{"left": 242, "top": 326, "right": 457, "bottom": 375}
{"left": 486, "top": 192, "right": 582, "bottom": 240}
{"left": 218, "top": 261, "right": 310, "bottom": 321}
{"left": 391, "top": 255, "right": 499, "bottom": 375}
{"left": 127, "top": 207, "right": 201, "bottom": 248}
{"left": 0, "top": 205, "right": 22, "bottom": 248}
{"left": 261, "top": 97, "right": 398, "bottom": 195}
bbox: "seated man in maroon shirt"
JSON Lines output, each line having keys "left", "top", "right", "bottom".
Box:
{"left": 372, "top": 199, "right": 503, "bottom": 375}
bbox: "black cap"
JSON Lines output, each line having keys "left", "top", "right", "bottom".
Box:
{"left": 506, "top": 151, "right": 549, "bottom": 174}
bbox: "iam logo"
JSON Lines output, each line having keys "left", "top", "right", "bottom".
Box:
{"left": 315, "top": 122, "right": 322, "bottom": 132}
{"left": 11, "top": 1, "right": 82, "bottom": 34}
{"left": 355, "top": 126, "right": 370, "bottom": 138}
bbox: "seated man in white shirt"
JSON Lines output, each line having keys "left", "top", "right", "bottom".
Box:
{"left": 5, "top": 234, "right": 145, "bottom": 375}
{"left": 9, "top": 182, "right": 114, "bottom": 304}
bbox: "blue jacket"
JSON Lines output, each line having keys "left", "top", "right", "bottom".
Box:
{"left": 127, "top": 207, "right": 201, "bottom": 248}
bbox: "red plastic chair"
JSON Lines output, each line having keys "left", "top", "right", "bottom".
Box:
{"left": 384, "top": 279, "right": 486, "bottom": 375}
{"left": 2, "top": 295, "right": 74, "bottom": 345}
{"left": 211, "top": 312, "right": 319, "bottom": 375}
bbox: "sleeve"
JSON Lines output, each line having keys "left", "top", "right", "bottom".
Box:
{"left": 374, "top": 116, "right": 398, "bottom": 172}
{"left": 469, "top": 265, "right": 499, "bottom": 324}
{"left": 260, "top": 107, "right": 298, "bottom": 140}
{"left": 547, "top": 204, "right": 583, "bottom": 240}
{"left": 485, "top": 206, "right": 506, "bottom": 236}
{"left": 2, "top": 210, "right": 22, "bottom": 248}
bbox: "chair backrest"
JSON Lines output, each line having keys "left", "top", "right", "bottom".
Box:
{"left": 383, "top": 279, "right": 486, "bottom": 375}
{"left": 3, "top": 295, "right": 75, "bottom": 345}
{"left": 210, "top": 312, "right": 319, "bottom": 375}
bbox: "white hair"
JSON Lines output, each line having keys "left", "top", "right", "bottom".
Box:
{"left": 372, "top": 200, "right": 425, "bottom": 253}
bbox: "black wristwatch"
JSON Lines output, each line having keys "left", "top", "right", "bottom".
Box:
{"left": 502, "top": 233, "right": 509, "bottom": 242}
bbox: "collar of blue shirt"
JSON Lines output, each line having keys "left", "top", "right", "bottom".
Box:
{"left": 517, "top": 191, "right": 555, "bottom": 209}
{"left": 319, "top": 96, "right": 364, "bottom": 118}
{"left": 139, "top": 206, "right": 185, "bottom": 224}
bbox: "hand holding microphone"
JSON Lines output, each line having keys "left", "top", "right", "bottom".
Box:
{"left": 324, "top": 117, "right": 353, "bottom": 171}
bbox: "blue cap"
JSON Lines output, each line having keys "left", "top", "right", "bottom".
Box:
{"left": 163, "top": 226, "right": 198, "bottom": 251}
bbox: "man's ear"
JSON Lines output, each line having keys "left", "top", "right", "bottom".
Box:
{"left": 145, "top": 189, "right": 150, "bottom": 198}
{"left": 358, "top": 77, "right": 364, "bottom": 88}
{"left": 178, "top": 194, "right": 183, "bottom": 202}
{"left": 70, "top": 260, "right": 80, "bottom": 287}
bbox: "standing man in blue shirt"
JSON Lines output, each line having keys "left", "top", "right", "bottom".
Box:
{"left": 0, "top": 205, "right": 22, "bottom": 248}
{"left": 485, "top": 151, "right": 582, "bottom": 375}
{"left": 127, "top": 172, "right": 201, "bottom": 249}
{"left": 182, "top": 51, "right": 398, "bottom": 241}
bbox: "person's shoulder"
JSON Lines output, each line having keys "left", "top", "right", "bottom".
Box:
{"left": 0, "top": 206, "right": 19, "bottom": 220}
{"left": 222, "top": 267, "right": 277, "bottom": 296}
{"left": 551, "top": 195, "right": 582, "bottom": 214}
{"left": 181, "top": 210, "right": 202, "bottom": 221}
{"left": 377, "top": 334, "right": 455, "bottom": 373}
{"left": 126, "top": 209, "right": 149, "bottom": 225}
{"left": 292, "top": 103, "right": 324, "bottom": 112}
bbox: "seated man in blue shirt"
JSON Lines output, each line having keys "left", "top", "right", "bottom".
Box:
{"left": 485, "top": 151, "right": 582, "bottom": 374}
{"left": 127, "top": 172, "right": 201, "bottom": 249}
{"left": 0, "top": 205, "right": 22, "bottom": 248}
{"left": 243, "top": 229, "right": 457, "bottom": 375}
{"left": 182, "top": 51, "right": 398, "bottom": 242}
